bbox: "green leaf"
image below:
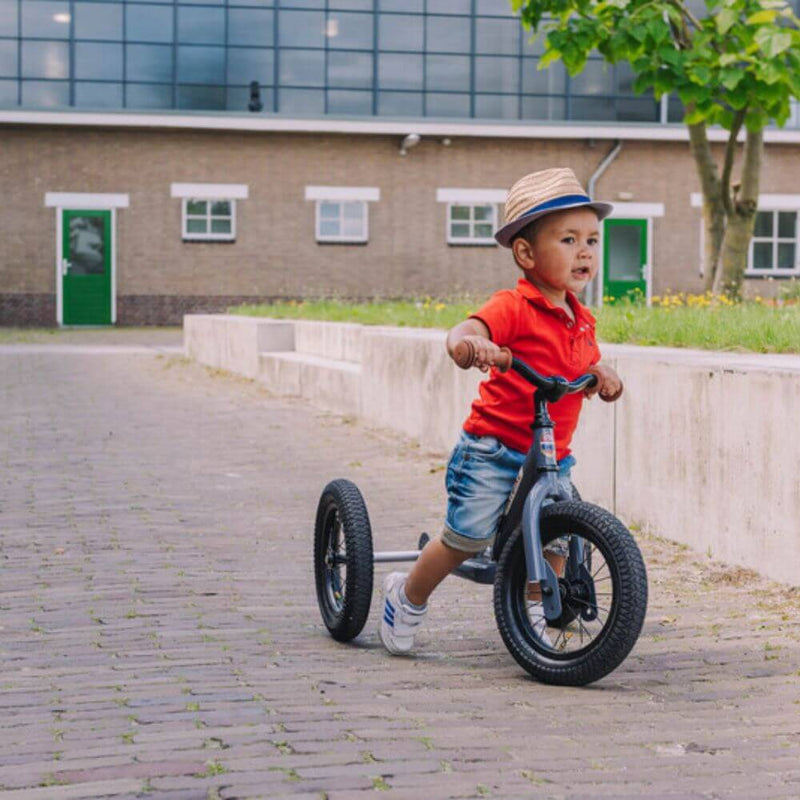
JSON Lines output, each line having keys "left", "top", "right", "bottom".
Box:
{"left": 716, "top": 8, "right": 738, "bottom": 35}
{"left": 754, "top": 28, "right": 793, "bottom": 58}
{"left": 684, "top": 106, "right": 710, "bottom": 125}
{"left": 720, "top": 68, "right": 744, "bottom": 89}
{"left": 719, "top": 53, "right": 742, "bottom": 67}
{"left": 746, "top": 9, "right": 778, "bottom": 25}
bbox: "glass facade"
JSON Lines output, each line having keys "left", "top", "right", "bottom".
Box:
{"left": 0, "top": 0, "right": 702, "bottom": 123}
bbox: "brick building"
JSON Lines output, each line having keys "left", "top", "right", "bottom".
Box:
{"left": 2, "top": 0, "right": 800, "bottom": 326}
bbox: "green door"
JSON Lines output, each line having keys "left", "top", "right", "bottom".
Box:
{"left": 603, "top": 218, "right": 647, "bottom": 302}
{"left": 62, "top": 209, "right": 112, "bottom": 325}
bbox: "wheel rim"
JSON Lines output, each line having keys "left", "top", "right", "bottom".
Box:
{"left": 322, "top": 504, "right": 348, "bottom": 615}
{"left": 516, "top": 534, "right": 618, "bottom": 659}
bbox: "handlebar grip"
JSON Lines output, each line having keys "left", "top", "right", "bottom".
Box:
{"left": 453, "top": 340, "right": 512, "bottom": 373}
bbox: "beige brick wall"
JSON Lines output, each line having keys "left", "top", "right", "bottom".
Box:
{"left": 2, "top": 123, "right": 799, "bottom": 313}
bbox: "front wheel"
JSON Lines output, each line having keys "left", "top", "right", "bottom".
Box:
{"left": 314, "top": 479, "right": 374, "bottom": 642}
{"left": 494, "top": 501, "right": 647, "bottom": 686}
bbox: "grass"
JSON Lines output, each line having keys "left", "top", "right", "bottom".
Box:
{"left": 229, "top": 295, "right": 800, "bottom": 354}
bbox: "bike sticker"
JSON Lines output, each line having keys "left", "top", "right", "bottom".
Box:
{"left": 540, "top": 430, "right": 556, "bottom": 459}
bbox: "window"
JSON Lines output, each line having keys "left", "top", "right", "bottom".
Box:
{"left": 748, "top": 210, "right": 799, "bottom": 274}
{"left": 182, "top": 199, "right": 236, "bottom": 241}
{"left": 447, "top": 204, "right": 498, "bottom": 244}
{"left": 305, "top": 186, "right": 379, "bottom": 243}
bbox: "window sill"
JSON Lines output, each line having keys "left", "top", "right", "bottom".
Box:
{"left": 744, "top": 272, "right": 800, "bottom": 279}
{"left": 182, "top": 236, "right": 236, "bottom": 243}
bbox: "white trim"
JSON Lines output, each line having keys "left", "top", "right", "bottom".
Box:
{"left": 45, "top": 192, "right": 129, "bottom": 209}
{"left": 608, "top": 202, "right": 665, "bottom": 218}
{"left": 171, "top": 183, "right": 248, "bottom": 200}
{"left": 314, "top": 199, "right": 369, "bottom": 243}
{"left": 437, "top": 188, "right": 507, "bottom": 204}
{"left": 111, "top": 208, "right": 117, "bottom": 324}
{"left": 691, "top": 192, "right": 800, "bottom": 210}
{"left": 56, "top": 209, "right": 63, "bottom": 325}
{"left": 9, "top": 109, "right": 800, "bottom": 143}
{"left": 305, "top": 186, "right": 379, "bottom": 202}
{"left": 181, "top": 198, "right": 237, "bottom": 242}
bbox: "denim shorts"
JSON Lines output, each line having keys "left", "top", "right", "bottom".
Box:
{"left": 442, "top": 431, "right": 576, "bottom": 554}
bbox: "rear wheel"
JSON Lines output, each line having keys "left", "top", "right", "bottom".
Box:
{"left": 314, "top": 479, "right": 374, "bottom": 641}
{"left": 494, "top": 501, "right": 647, "bottom": 686}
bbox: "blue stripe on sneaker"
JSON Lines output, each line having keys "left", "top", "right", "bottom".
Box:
{"left": 383, "top": 610, "right": 394, "bottom": 627}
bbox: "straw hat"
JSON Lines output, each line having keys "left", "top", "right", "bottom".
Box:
{"left": 494, "top": 168, "right": 613, "bottom": 248}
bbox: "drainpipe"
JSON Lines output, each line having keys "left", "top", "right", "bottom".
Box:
{"left": 587, "top": 139, "right": 622, "bottom": 307}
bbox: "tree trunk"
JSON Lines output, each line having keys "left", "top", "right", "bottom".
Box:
{"left": 686, "top": 121, "right": 726, "bottom": 291}
{"left": 711, "top": 129, "right": 763, "bottom": 298}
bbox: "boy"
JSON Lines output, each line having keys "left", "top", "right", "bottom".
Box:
{"left": 379, "top": 167, "right": 624, "bottom": 655}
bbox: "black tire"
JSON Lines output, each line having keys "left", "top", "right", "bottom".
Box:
{"left": 314, "top": 479, "right": 374, "bottom": 642}
{"left": 494, "top": 501, "right": 647, "bottom": 686}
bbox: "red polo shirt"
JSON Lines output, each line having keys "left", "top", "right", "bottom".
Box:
{"left": 463, "top": 279, "right": 601, "bottom": 459}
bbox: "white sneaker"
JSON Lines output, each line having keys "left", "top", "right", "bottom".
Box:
{"left": 527, "top": 602, "right": 553, "bottom": 647}
{"left": 379, "top": 572, "right": 428, "bottom": 655}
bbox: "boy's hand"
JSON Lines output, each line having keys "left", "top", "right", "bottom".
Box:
{"left": 586, "top": 363, "right": 623, "bottom": 402}
{"left": 456, "top": 335, "right": 506, "bottom": 373}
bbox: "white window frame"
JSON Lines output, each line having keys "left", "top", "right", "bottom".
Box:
{"left": 746, "top": 209, "right": 800, "bottom": 276}
{"left": 170, "top": 183, "right": 248, "bottom": 243}
{"left": 305, "top": 186, "right": 379, "bottom": 244}
{"left": 436, "top": 188, "right": 506, "bottom": 246}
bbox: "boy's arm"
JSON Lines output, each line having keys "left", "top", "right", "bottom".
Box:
{"left": 586, "top": 361, "right": 624, "bottom": 402}
{"left": 446, "top": 319, "right": 506, "bottom": 373}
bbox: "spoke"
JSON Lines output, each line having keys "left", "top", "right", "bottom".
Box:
{"left": 591, "top": 562, "right": 611, "bottom": 581}
{"left": 568, "top": 596, "right": 611, "bottom": 616}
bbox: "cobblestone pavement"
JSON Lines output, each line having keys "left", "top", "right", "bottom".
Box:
{"left": 1, "top": 333, "right": 799, "bottom": 800}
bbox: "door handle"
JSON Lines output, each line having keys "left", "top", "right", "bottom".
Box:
{"left": 61, "top": 258, "right": 71, "bottom": 276}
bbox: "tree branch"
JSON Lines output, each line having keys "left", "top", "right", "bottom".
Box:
{"left": 738, "top": 128, "right": 763, "bottom": 212}
{"left": 720, "top": 109, "right": 746, "bottom": 216}
{"left": 669, "top": 0, "right": 704, "bottom": 32}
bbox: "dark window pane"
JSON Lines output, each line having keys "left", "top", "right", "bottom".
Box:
{"left": 778, "top": 211, "right": 796, "bottom": 238}
{"left": 0, "top": 0, "right": 18, "bottom": 37}
{"left": 570, "top": 96, "right": 616, "bottom": 121}
{"left": 211, "top": 201, "right": 231, "bottom": 216}
{"left": 327, "top": 12, "right": 373, "bottom": 50}
{"left": 279, "top": 87, "right": 325, "bottom": 114}
{"left": 126, "top": 83, "right": 173, "bottom": 108}
{"left": 22, "top": 2, "right": 70, "bottom": 38}
{"left": 522, "top": 94, "right": 566, "bottom": 120}
{"left": 0, "top": 79, "right": 17, "bottom": 104}
{"left": 570, "top": 60, "right": 613, "bottom": 95}
{"left": 126, "top": 5, "right": 173, "bottom": 43}
{"left": 75, "top": 81, "right": 123, "bottom": 108}
{"left": 187, "top": 218, "right": 207, "bottom": 234}
{"left": 475, "top": 56, "right": 518, "bottom": 93}
{"left": 475, "top": 18, "right": 519, "bottom": 55}
{"left": 75, "top": 43, "right": 123, "bottom": 80}
{"left": 616, "top": 97, "right": 658, "bottom": 122}
{"left": 187, "top": 200, "right": 207, "bottom": 214}
{"left": 177, "top": 7, "right": 224, "bottom": 45}
{"left": 177, "top": 84, "right": 225, "bottom": 109}
{"left": 279, "top": 10, "right": 324, "bottom": 48}
{"left": 228, "top": 48, "right": 274, "bottom": 86}
{"left": 426, "top": 17, "right": 470, "bottom": 53}
{"left": 426, "top": 54, "right": 469, "bottom": 91}
{"left": 0, "top": 40, "right": 16, "bottom": 77}
{"left": 777, "top": 243, "right": 795, "bottom": 268}
{"left": 74, "top": 2, "right": 122, "bottom": 41}
{"left": 127, "top": 44, "right": 173, "bottom": 83}
{"left": 379, "top": 14, "right": 423, "bottom": 51}
{"left": 21, "top": 80, "right": 69, "bottom": 107}
{"left": 475, "top": 93, "right": 518, "bottom": 119}
{"left": 229, "top": 9, "right": 274, "bottom": 47}
{"left": 22, "top": 42, "right": 69, "bottom": 79}
{"left": 177, "top": 46, "right": 225, "bottom": 84}
{"left": 379, "top": 53, "right": 422, "bottom": 90}
{"left": 279, "top": 50, "right": 325, "bottom": 87}
{"left": 211, "top": 219, "right": 232, "bottom": 234}
{"left": 378, "top": 90, "right": 422, "bottom": 116}
{"left": 327, "top": 89, "right": 372, "bottom": 114}
{"left": 521, "top": 58, "right": 566, "bottom": 93}
{"left": 753, "top": 211, "right": 772, "bottom": 238}
{"left": 751, "top": 242, "right": 772, "bottom": 269}
{"left": 328, "top": 51, "right": 372, "bottom": 88}
{"left": 425, "top": 92, "right": 470, "bottom": 117}
{"left": 428, "top": 0, "right": 471, "bottom": 13}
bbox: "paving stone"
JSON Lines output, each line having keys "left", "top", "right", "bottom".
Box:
{"left": 1, "top": 332, "right": 799, "bottom": 799}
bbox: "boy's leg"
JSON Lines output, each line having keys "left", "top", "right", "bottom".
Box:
{"left": 403, "top": 537, "right": 472, "bottom": 607}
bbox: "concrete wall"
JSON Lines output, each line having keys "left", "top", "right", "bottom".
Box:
{"left": 185, "top": 315, "right": 800, "bottom": 586}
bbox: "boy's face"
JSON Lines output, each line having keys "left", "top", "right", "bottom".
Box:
{"left": 513, "top": 207, "right": 600, "bottom": 300}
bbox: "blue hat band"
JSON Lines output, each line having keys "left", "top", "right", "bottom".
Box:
{"left": 518, "top": 194, "right": 593, "bottom": 221}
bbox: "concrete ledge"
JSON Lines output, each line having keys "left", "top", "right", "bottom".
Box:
{"left": 184, "top": 314, "right": 800, "bottom": 586}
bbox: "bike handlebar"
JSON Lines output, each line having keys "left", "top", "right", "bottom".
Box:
{"left": 453, "top": 339, "right": 598, "bottom": 397}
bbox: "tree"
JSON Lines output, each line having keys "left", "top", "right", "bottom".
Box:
{"left": 513, "top": 0, "right": 800, "bottom": 297}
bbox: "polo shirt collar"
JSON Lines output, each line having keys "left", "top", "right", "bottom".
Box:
{"left": 515, "top": 278, "right": 596, "bottom": 326}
